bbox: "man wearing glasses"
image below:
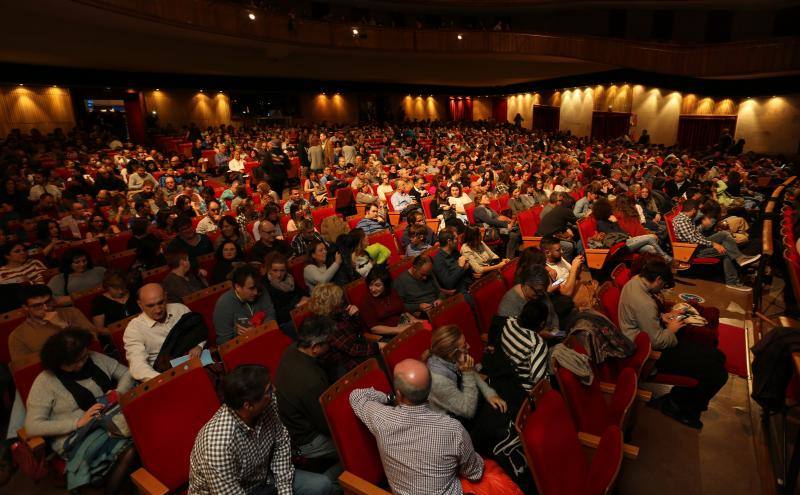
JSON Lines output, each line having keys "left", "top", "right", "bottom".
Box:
{"left": 619, "top": 256, "right": 728, "bottom": 430}
{"left": 190, "top": 364, "right": 334, "bottom": 494}
{"left": 196, "top": 200, "right": 222, "bottom": 235}
{"left": 9, "top": 284, "right": 96, "bottom": 363}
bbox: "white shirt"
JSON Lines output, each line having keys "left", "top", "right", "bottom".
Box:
{"left": 196, "top": 216, "right": 219, "bottom": 235}
{"left": 59, "top": 215, "right": 82, "bottom": 239}
{"left": 29, "top": 184, "right": 61, "bottom": 201}
{"left": 546, "top": 258, "right": 571, "bottom": 283}
{"left": 228, "top": 158, "right": 245, "bottom": 172}
{"left": 123, "top": 303, "right": 191, "bottom": 381}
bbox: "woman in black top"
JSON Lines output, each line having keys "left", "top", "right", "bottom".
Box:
{"left": 90, "top": 270, "right": 139, "bottom": 331}
{"left": 211, "top": 240, "right": 245, "bottom": 284}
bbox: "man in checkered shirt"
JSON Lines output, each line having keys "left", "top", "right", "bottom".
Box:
{"left": 189, "top": 365, "right": 334, "bottom": 495}
{"left": 350, "top": 359, "right": 484, "bottom": 495}
{"left": 671, "top": 199, "right": 759, "bottom": 292}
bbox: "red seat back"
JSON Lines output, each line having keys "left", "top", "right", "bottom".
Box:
{"left": 288, "top": 255, "right": 309, "bottom": 293}
{"left": 121, "top": 359, "right": 221, "bottom": 492}
{"left": 312, "top": 206, "right": 336, "bottom": 230}
{"left": 107, "top": 314, "right": 139, "bottom": 366}
{"left": 500, "top": 258, "right": 518, "bottom": 287}
{"left": 388, "top": 257, "right": 413, "bottom": 280}
{"left": 142, "top": 266, "right": 170, "bottom": 285}
{"left": 517, "top": 207, "right": 542, "bottom": 237}
{"left": 71, "top": 286, "right": 105, "bottom": 321}
{"left": 380, "top": 323, "right": 431, "bottom": 374}
{"left": 218, "top": 321, "right": 290, "bottom": 379}
{"left": 106, "top": 232, "right": 133, "bottom": 253}
{"left": 610, "top": 263, "right": 632, "bottom": 288}
{"left": 517, "top": 390, "right": 590, "bottom": 495}
{"left": 429, "top": 294, "right": 484, "bottom": 363}
{"left": 465, "top": 203, "right": 476, "bottom": 225}
{"left": 577, "top": 216, "right": 598, "bottom": 248}
{"left": 498, "top": 193, "right": 510, "bottom": 212}
{"left": 368, "top": 230, "right": 401, "bottom": 260}
{"left": 319, "top": 359, "right": 390, "bottom": 485}
{"left": 0, "top": 309, "right": 27, "bottom": 364}
{"left": 182, "top": 281, "right": 232, "bottom": 346}
{"left": 469, "top": 273, "right": 506, "bottom": 335}
{"left": 196, "top": 253, "right": 216, "bottom": 276}
{"left": 290, "top": 306, "right": 313, "bottom": 333}
{"left": 664, "top": 209, "right": 680, "bottom": 245}
{"left": 597, "top": 282, "right": 621, "bottom": 328}
{"left": 11, "top": 355, "right": 44, "bottom": 405}
{"left": 421, "top": 196, "right": 433, "bottom": 218}
{"left": 106, "top": 248, "right": 137, "bottom": 272}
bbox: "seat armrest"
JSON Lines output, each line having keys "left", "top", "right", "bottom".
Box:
{"left": 339, "top": 471, "right": 392, "bottom": 495}
{"left": 671, "top": 242, "right": 698, "bottom": 263}
{"left": 578, "top": 432, "right": 639, "bottom": 460}
{"left": 130, "top": 467, "right": 169, "bottom": 495}
{"left": 363, "top": 332, "right": 382, "bottom": 343}
{"left": 16, "top": 428, "right": 45, "bottom": 453}
{"left": 584, "top": 248, "right": 610, "bottom": 270}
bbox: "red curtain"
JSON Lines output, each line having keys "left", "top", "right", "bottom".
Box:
{"left": 449, "top": 97, "right": 473, "bottom": 121}
{"left": 532, "top": 105, "right": 560, "bottom": 132}
{"left": 677, "top": 116, "right": 737, "bottom": 150}
{"left": 591, "top": 112, "right": 631, "bottom": 141}
{"left": 124, "top": 93, "right": 146, "bottom": 144}
{"left": 492, "top": 98, "right": 508, "bottom": 123}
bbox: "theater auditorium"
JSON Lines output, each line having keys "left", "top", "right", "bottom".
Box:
{"left": 1, "top": 0, "right": 800, "bottom": 494}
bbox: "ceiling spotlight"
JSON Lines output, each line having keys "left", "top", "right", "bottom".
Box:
{"left": 248, "top": 12, "right": 256, "bottom": 21}
{"left": 152, "top": 110, "right": 157, "bottom": 115}
{"left": 457, "top": 34, "right": 463, "bottom": 40}
{"left": 18, "top": 83, "right": 23, "bottom": 86}
{"left": 199, "top": 89, "right": 204, "bottom": 93}
{"left": 218, "top": 90, "right": 223, "bottom": 94}
{"left": 52, "top": 85, "right": 57, "bottom": 88}
{"left": 155, "top": 88, "right": 160, "bottom": 91}
{"left": 352, "top": 28, "right": 359, "bottom": 37}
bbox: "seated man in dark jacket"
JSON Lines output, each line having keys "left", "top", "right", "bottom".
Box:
{"left": 274, "top": 316, "right": 341, "bottom": 478}
{"left": 432, "top": 228, "right": 472, "bottom": 296}
{"left": 535, "top": 193, "right": 577, "bottom": 261}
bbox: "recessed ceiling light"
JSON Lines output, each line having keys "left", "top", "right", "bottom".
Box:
{"left": 457, "top": 34, "right": 463, "bottom": 40}
{"left": 248, "top": 12, "right": 256, "bottom": 21}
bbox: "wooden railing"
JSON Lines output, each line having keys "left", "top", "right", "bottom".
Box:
{"left": 73, "top": 0, "right": 800, "bottom": 79}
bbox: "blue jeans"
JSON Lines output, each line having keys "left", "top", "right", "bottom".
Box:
{"left": 254, "top": 469, "right": 337, "bottom": 495}
{"left": 695, "top": 231, "right": 745, "bottom": 285}
{"left": 625, "top": 235, "right": 672, "bottom": 262}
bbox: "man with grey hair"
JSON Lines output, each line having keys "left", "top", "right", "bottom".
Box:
{"left": 275, "top": 316, "right": 342, "bottom": 484}
{"left": 350, "top": 359, "right": 484, "bottom": 495}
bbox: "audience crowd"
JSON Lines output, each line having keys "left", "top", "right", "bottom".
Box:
{"left": 0, "top": 118, "right": 790, "bottom": 493}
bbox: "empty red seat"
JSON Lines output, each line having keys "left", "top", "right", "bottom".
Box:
{"left": 469, "top": 272, "right": 506, "bottom": 335}
{"left": 368, "top": 230, "right": 402, "bottom": 262}
{"left": 516, "top": 388, "right": 624, "bottom": 495}
{"left": 380, "top": 323, "right": 431, "bottom": 374}
{"left": 121, "top": 359, "right": 221, "bottom": 493}
{"left": 219, "top": 321, "right": 291, "bottom": 379}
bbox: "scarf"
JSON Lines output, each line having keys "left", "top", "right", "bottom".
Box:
{"left": 427, "top": 355, "right": 462, "bottom": 389}
{"left": 54, "top": 357, "right": 115, "bottom": 411}
{"left": 268, "top": 273, "right": 295, "bottom": 293}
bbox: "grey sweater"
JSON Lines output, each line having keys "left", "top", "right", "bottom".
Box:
{"left": 24, "top": 352, "right": 134, "bottom": 454}
{"left": 618, "top": 275, "right": 678, "bottom": 350}
{"left": 427, "top": 356, "right": 497, "bottom": 419}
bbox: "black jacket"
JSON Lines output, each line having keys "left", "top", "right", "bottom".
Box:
{"left": 153, "top": 312, "right": 209, "bottom": 372}
{"left": 751, "top": 327, "right": 800, "bottom": 410}
{"left": 536, "top": 205, "right": 576, "bottom": 237}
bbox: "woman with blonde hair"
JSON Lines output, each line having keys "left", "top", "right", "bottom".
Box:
{"left": 425, "top": 325, "right": 534, "bottom": 492}
{"left": 307, "top": 283, "right": 381, "bottom": 374}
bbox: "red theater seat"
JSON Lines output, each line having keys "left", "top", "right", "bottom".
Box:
{"left": 429, "top": 294, "right": 484, "bottom": 363}
{"left": 319, "top": 358, "right": 392, "bottom": 489}
{"left": 516, "top": 387, "right": 624, "bottom": 495}
{"left": 0, "top": 309, "right": 27, "bottom": 364}
{"left": 469, "top": 272, "right": 506, "bottom": 336}
{"left": 380, "top": 323, "right": 431, "bottom": 374}
{"left": 219, "top": 321, "right": 290, "bottom": 378}
{"left": 121, "top": 359, "right": 221, "bottom": 494}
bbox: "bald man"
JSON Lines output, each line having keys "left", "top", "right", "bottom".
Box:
{"left": 350, "top": 359, "right": 484, "bottom": 495}
{"left": 123, "top": 283, "right": 197, "bottom": 381}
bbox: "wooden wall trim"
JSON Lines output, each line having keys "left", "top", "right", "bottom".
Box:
{"left": 72, "top": 0, "right": 800, "bottom": 79}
